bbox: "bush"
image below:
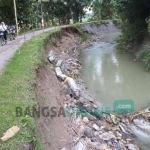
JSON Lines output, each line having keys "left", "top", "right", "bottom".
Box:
{"left": 139, "top": 45, "right": 150, "bottom": 70}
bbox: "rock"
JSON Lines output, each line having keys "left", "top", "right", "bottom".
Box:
{"left": 99, "top": 132, "right": 116, "bottom": 141}
{"left": 79, "top": 97, "right": 87, "bottom": 104}
{"left": 100, "top": 145, "right": 112, "bottom": 150}
{"left": 114, "top": 142, "right": 125, "bottom": 149}
{"left": 103, "top": 122, "right": 111, "bottom": 131}
{"left": 84, "top": 127, "right": 94, "bottom": 138}
{"left": 56, "top": 59, "right": 63, "bottom": 67}
{"left": 87, "top": 142, "right": 112, "bottom": 150}
{"left": 99, "top": 145, "right": 112, "bottom": 150}
{"left": 73, "top": 141, "right": 87, "bottom": 150}
{"left": 95, "top": 134, "right": 101, "bottom": 141}
{"left": 116, "top": 131, "right": 122, "bottom": 137}
{"left": 112, "top": 126, "right": 119, "bottom": 131}
{"left": 121, "top": 119, "right": 126, "bottom": 123}
{"left": 93, "top": 124, "right": 100, "bottom": 131}
{"left": 92, "top": 103, "right": 98, "bottom": 108}
{"left": 116, "top": 136, "right": 121, "bottom": 140}
{"left": 126, "top": 144, "right": 138, "bottom": 150}
{"left": 87, "top": 142, "right": 101, "bottom": 149}
{"left": 83, "top": 117, "right": 89, "bottom": 124}
{"left": 48, "top": 50, "right": 56, "bottom": 64}
{"left": 78, "top": 126, "right": 85, "bottom": 135}
{"left": 66, "top": 94, "right": 71, "bottom": 100}
{"left": 126, "top": 138, "right": 132, "bottom": 142}
{"left": 100, "top": 126, "right": 105, "bottom": 130}
{"left": 61, "top": 148, "right": 70, "bottom": 150}
{"left": 96, "top": 120, "right": 102, "bottom": 126}
{"left": 94, "top": 131, "right": 99, "bottom": 136}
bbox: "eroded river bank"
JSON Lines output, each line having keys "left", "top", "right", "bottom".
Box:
{"left": 36, "top": 22, "right": 150, "bottom": 150}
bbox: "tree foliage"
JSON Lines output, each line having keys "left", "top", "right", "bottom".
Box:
{"left": 92, "top": 0, "right": 115, "bottom": 20}
{"left": 112, "top": 0, "right": 150, "bottom": 51}
{"left": 0, "top": 0, "right": 92, "bottom": 27}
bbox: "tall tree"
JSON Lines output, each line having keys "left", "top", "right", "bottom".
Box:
{"left": 113, "top": 0, "right": 150, "bottom": 42}
{"left": 92, "top": 0, "right": 114, "bottom": 20}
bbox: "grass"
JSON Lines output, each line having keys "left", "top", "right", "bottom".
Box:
{"left": 70, "top": 23, "right": 90, "bottom": 42}
{"left": 82, "top": 18, "right": 89, "bottom": 23}
{"left": 0, "top": 29, "right": 61, "bottom": 149}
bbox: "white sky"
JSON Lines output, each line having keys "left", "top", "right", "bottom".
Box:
{"left": 84, "top": 8, "right": 93, "bottom": 14}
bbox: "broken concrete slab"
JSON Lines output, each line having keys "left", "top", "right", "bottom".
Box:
{"left": 48, "top": 50, "right": 57, "bottom": 64}
{"left": 55, "top": 67, "right": 66, "bottom": 81}
{"left": 56, "top": 59, "right": 63, "bottom": 67}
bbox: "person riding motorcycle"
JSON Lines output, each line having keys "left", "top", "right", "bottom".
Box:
{"left": 9, "top": 24, "right": 16, "bottom": 40}
{"left": 0, "top": 22, "right": 7, "bottom": 44}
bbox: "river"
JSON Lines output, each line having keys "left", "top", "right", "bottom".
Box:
{"left": 80, "top": 32, "right": 150, "bottom": 149}
{"left": 80, "top": 32, "right": 150, "bottom": 111}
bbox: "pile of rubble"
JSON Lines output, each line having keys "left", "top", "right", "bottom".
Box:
{"left": 47, "top": 48, "right": 142, "bottom": 150}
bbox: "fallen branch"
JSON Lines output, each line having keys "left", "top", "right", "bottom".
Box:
{"left": 130, "top": 111, "right": 150, "bottom": 121}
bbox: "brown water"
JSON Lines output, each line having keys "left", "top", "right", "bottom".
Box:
{"left": 80, "top": 32, "right": 150, "bottom": 111}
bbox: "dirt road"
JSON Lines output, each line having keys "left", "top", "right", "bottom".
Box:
{"left": 0, "top": 26, "right": 58, "bottom": 72}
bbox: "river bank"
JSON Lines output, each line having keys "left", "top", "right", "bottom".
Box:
{"left": 36, "top": 23, "right": 150, "bottom": 150}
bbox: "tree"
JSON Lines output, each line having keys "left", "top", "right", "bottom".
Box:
{"left": 0, "top": 0, "right": 38, "bottom": 26}
{"left": 112, "top": 0, "right": 150, "bottom": 51}
{"left": 92, "top": 0, "right": 114, "bottom": 20}
{"left": 0, "top": 0, "right": 92, "bottom": 27}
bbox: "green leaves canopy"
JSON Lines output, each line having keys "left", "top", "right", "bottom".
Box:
{"left": 0, "top": 0, "right": 92, "bottom": 26}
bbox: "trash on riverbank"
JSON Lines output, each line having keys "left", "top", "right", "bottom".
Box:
{"left": 1, "top": 126, "right": 20, "bottom": 142}
{"left": 47, "top": 32, "right": 148, "bottom": 150}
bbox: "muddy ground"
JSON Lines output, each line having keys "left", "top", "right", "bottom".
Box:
{"left": 35, "top": 29, "right": 81, "bottom": 150}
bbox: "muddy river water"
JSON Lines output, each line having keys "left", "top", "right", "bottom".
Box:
{"left": 80, "top": 32, "right": 150, "bottom": 112}
{"left": 80, "top": 32, "right": 150, "bottom": 149}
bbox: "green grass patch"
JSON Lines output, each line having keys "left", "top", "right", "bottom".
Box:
{"left": 70, "top": 23, "right": 90, "bottom": 42}
{"left": 0, "top": 29, "right": 61, "bottom": 149}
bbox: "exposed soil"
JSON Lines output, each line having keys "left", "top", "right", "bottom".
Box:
{"left": 35, "top": 66, "right": 73, "bottom": 150}
{"left": 35, "top": 29, "right": 81, "bottom": 150}
{"left": 34, "top": 24, "right": 150, "bottom": 150}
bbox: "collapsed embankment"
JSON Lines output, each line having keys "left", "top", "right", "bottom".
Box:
{"left": 35, "top": 27, "right": 80, "bottom": 150}
{"left": 35, "top": 22, "right": 150, "bottom": 150}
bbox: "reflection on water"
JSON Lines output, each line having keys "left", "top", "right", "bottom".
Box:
{"left": 80, "top": 33, "right": 150, "bottom": 111}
